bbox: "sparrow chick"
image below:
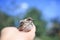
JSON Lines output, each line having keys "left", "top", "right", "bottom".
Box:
{"left": 18, "top": 17, "right": 34, "bottom": 32}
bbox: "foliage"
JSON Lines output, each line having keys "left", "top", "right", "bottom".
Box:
{"left": 0, "top": 12, "right": 15, "bottom": 30}
{"left": 0, "top": 7, "right": 60, "bottom": 40}
{"left": 24, "top": 7, "right": 46, "bottom": 37}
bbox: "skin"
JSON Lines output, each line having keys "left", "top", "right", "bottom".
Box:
{"left": 1, "top": 24, "right": 36, "bottom": 40}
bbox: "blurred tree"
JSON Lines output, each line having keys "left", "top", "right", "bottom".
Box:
{"left": 46, "top": 18, "right": 60, "bottom": 40}
{"left": 24, "top": 7, "right": 46, "bottom": 37}
{"left": 0, "top": 11, "right": 15, "bottom": 31}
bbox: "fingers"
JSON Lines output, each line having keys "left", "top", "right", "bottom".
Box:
{"left": 25, "top": 24, "right": 36, "bottom": 40}
{"left": 1, "top": 27, "right": 18, "bottom": 40}
{"left": 29, "top": 24, "right": 36, "bottom": 33}
{"left": 25, "top": 23, "right": 36, "bottom": 39}
{"left": 0, "top": 26, "right": 36, "bottom": 40}
{"left": 1, "top": 27, "right": 18, "bottom": 34}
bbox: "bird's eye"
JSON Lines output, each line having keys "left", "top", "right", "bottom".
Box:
{"left": 27, "top": 19, "right": 31, "bottom": 21}
{"left": 20, "top": 22, "right": 24, "bottom": 25}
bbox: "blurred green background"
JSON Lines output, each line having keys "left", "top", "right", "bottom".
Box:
{"left": 0, "top": 7, "right": 60, "bottom": 40}
{"left": 0, "top": 0, "right": 60, "bottom": 40}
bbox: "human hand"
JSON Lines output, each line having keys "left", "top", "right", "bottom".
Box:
{"left": 1, "top": 25, "right": 36, "bottom": 40}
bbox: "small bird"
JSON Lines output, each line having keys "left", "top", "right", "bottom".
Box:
{"left": 18, "top": 17, "right": 34, "bottom": 32}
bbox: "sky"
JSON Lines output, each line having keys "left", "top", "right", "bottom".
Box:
{"left": 0, "top": 0, "right": 60, "bottom": 28}
{"left": 0, "top": 0, "right": 60, "bottom": 21}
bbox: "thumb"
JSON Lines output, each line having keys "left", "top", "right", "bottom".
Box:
{"left": 27, "top": 24, "right": 36, "bottom": 35}
{"left": 25, "top": 24, "right": 36, "bottom": 40}
{"left": 30, "top": 24, "right": 36, "bottom": 33}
